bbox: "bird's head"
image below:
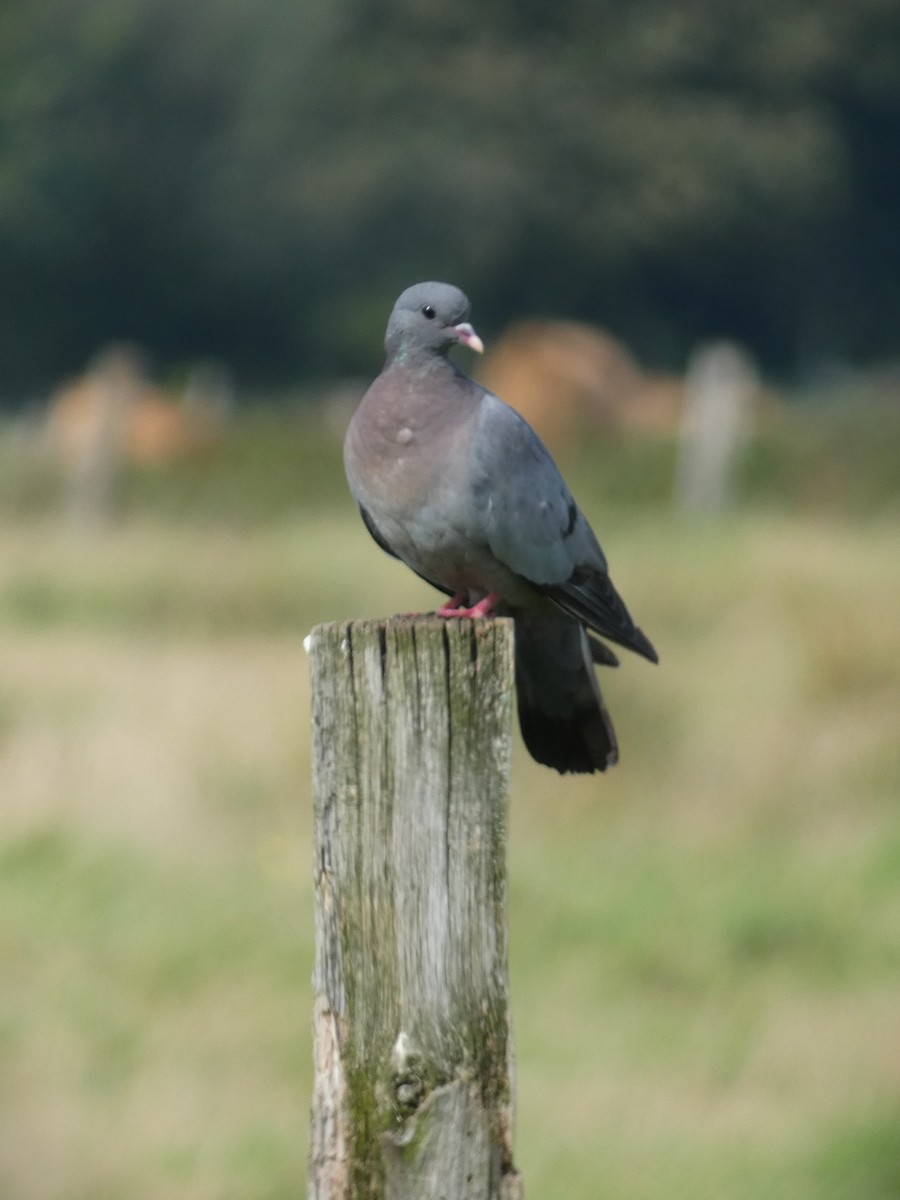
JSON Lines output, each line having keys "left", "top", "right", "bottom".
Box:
{"left": 385, "top": 282, "right": 484, "bottom": 364}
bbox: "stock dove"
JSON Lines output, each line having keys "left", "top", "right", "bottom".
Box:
{"left": 344, "top": 281, "right": 657, "bottom": 773}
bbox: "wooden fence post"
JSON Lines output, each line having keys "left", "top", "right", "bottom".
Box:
{"left": 674, "top": 340, "right": 760, "bottom": 515}
{"left": 307, "top": 617, "right": 523, "bottom": 1200}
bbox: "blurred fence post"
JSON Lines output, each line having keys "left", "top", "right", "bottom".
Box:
{"left": 675, "top": 341, "right": 760, "bottom": 514}
{"left": 307, "top": 617, "right": 522, "bottom": 1200}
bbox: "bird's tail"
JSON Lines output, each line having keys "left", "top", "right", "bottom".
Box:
{"left": 514, "top": 615, "right": 618, "bottom": 774}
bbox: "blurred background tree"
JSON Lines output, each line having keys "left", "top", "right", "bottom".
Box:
{"left": 0, "top": 0, "right": 898, "bottom": 396}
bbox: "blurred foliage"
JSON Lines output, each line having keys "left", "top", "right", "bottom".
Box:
{"left": 3, "top": 395, "right": 899, "bottom": 531}
{"left": 1, "top": 0, "right": 899, "bottom": 394}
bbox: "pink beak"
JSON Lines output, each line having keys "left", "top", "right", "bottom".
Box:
{"left": 452, "top": 322, "right": 485, "bottom": 355}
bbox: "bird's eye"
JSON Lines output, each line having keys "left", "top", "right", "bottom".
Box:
{"left": 422, "top": 305, "right": 436, "bottom": 320}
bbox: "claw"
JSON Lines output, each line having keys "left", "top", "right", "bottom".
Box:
{"left": 436, "top": 591, "right": 500, "bottom": 619}
{"left": 435, "top": 592, "right": 466, "bottom": 617}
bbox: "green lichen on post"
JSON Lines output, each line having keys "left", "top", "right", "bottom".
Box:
{"left": 346, "top": 1084, "right": 385, "bottom": 1200}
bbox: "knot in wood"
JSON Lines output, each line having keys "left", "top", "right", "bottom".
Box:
{"left": 389, "top": 1031, "right": 427, "bottom": 1116}
{"left": 394, "top": 1076, "right": 425, "bottom": 1110}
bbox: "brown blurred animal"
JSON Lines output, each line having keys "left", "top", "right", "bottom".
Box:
{"left": 477, "top": 319, "right": 684, "bottom": 453}
{"left": 47, "top": 344, "right": 223, "bottom": 469}
{"left": 45, "top": 344, "right": 227, "bottom": 521}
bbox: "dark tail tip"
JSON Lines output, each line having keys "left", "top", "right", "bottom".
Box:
{"left": 517, "top": 703, "right": 618, "bottom": 774}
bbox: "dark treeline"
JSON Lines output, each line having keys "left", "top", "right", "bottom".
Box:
{"left": 1, "top": 0, "right": 898, "bottom": 397}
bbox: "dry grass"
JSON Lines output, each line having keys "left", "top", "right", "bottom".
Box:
{"left": 0, "top": 509, "right": 898, "bottom": 1198}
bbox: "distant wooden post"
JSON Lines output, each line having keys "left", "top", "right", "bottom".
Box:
{"left": 675, "top": 340, "right": 760, "bottom": 515}
{"left": 307, "top": 617, "right": 522, "bottom": 1200}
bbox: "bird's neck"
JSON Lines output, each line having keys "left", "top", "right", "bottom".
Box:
{"left": 387, "top": 344, "right": 448, "bottom": 371}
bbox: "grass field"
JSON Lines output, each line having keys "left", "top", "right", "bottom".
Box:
{"left": 1, "top": 417, "right": 899, "bottom": 1198}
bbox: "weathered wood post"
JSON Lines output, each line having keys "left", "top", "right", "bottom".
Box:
{"left": 675, "top": 340, "right": 760, "bottom": 515}
{"left": 308, "top": 617, "right": 523, "bottom": 1199}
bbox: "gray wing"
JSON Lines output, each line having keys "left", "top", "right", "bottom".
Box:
{"left": 471, "top": 392, "right": 601, "bottom": 583}
{"left": 472, "top": 392, "right": 658, "bottom": 663}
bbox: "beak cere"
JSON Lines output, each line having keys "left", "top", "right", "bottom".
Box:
{"left": 452, "top": 322, "right": 485, "bottom": 355}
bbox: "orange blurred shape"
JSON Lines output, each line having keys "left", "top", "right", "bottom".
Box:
{"left": 477, "top": 319, "right": 684, "bottom": 453}
{"left": 47, "top": 345, "right": 223, "bottom": 467}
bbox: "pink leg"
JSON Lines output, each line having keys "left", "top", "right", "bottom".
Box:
{"left": 435, "top": 592, "right": 466, "bottom": 617}
{"left": 436, "top": 591, "right": 500, "bottom": 619}
{"left": 464, "top": 592, "right": 500, "bottom": 618}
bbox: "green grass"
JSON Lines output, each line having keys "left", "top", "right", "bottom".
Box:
{"left": 0, "top": 417, "right": 899, "bottom": 1197}
{"left": 0, "top": 829, "right": 307, "bottom": 1200}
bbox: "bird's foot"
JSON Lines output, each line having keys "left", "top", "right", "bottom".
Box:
{"left": 436, "top": 591, "right": 500, "bottom": 619}
{"left": 435, "top": 593, "right": 466, "bottom": 617}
